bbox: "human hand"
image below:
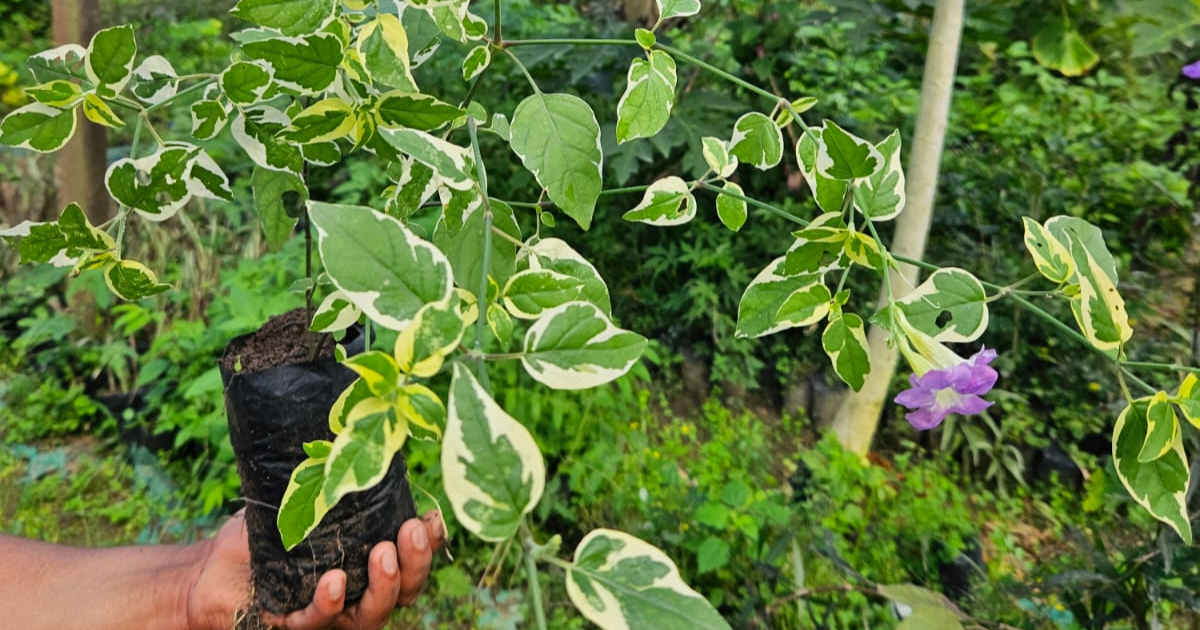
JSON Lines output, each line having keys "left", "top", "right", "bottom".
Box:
{"left": 186, "top": 510, "right": 446, "bottom": 630}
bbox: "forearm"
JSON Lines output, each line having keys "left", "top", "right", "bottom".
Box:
{"left": 0, "top": 534, "right": 204, "bottom": 630}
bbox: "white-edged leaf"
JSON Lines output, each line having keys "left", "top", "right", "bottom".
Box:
{"left": 432, "top": 198, "right": 521, "bottom": 292}
{"left": 130, "top": 55, "right": 179, "bottom": 105}
{"left": 728, "top": 112, "right": 782, "bottom": 170}
{"left": 27, "top": 44, "right": 87, "bottom": 84}
{"left": 358, "top": 13, "right": 418, "bottom": 91}
{"left": 322, "top": 398, "right": 405, "bottom": 509}
{"left": 616, "top": 50, "right": 677, "bottom": 144}
{"left": 0, "top": 103, "right": 77, "bottom": 153}
{"left": 522, "top": 301, "right": 646, "bottom": 390}
{"left": 1113, "top": 397, "right": 1192, "bottom": 543}
{"left": 231, "top": 0, "right": 336, "bottom": 36}
{"left": 656, "top": 0, "right": 702, "bottom": 21}
{"left": 1022, "top": 217, "right": 1073, "bottom": 284}
{"left": 309, "top": 201, "right": 454, "bottom": 331}
{"left": 377, "top": 127, "right": 474, "bottom": 190}
{"left": 823, "top": 312, "right": 870, "bottom": 391}
{"left": 462, "top": 44, "right": 491, "bottom": 81}
{"left": 311, "top": 290, "right": 361, "bottom": 333}
{"left": 851, "top": 130, "right": 905, "bottom": 220}
{"left": 394, "top": 298, "right": 467, "bottom": 378}
{"left": 82, "top": 93, "right": 125, "bottom": 129}
{"left": 443, "top": 364, "right": 546, "bottom": 542}
{"left": 277, "top": 456, "right": 331, "bottom": 550}
{"left": 736, "top": 255, "right": 831, "bottom": 338}
{"left": 567, "top": 528, "right": 731, "bottom": 630}
{"left": 895, "top": 268, "right": 988, "bottom": 343}
{"left": 528, "top": 238, "right": 611, "bottom": 314}
{"left": 242, "top": 33, "right": 343, "bottom": 95}
{"left": 701, "top": 136, "right": 737, "bottom": 178}
{"left": 220, "top": 60, "right": 274, "bottom": 106}
{"left": 622, "top": 176, "right": 696, "bottom": 226}
{"left": 86, "top": 25, "right": 137, "bottom": 96}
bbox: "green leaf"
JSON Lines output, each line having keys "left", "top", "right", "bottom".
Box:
{"left": 1113, "top": 397, "right": 1191, "bottom": 543}
{"left": 635, "top": 28, "right": 656, "bottom": 49}
{"left": 878, "top": 584, "right": 964, "bottom": 630}
{"left": 522, "top": 302, "right": 646, "bottom": 390}
{"left": 795, "top": 127, "right": 849, "bottom": 213}
{"left": 252, "top": 166, "right": 306, "bottom": 249}
{"left": 82, "top": 93, "right": 125, "bottom": 129}
{"left": 716, "top": 181, "right": 747, "bottom": 232}
{"left": 736, "top": 256, "right": 830, "bottom": 338}
{"left": 487, "top": 304, "right": 513, "bottom": 347}
{"left": 783, "top": 213, "right": 848, "bottom": 275}
{"left": 27, "top": 44, "right": 87, "bottom": 84}
{"left": 357, "top": 14, "right": 417, "bottom": 91}
{"left": 309, "top": 201, "right": 454, "bottom": 331}
{"left": 0, "top": 103, "right": 77, "bottom": 153}
{"left": 1032, "top": 18, "right": 1100, "bottom": 77}
{"left": 1176, "top": 374, "right": 1200, "bottom": 429}
{"left": 527, "top": 238, "right": 612, "bottom": 314}
{"left": 104, "top": 145, "right": 196, "bottom": 221}
{"left": 231, "top": 0, "right": 336, "bottom": 36}
{"left": 393, "top": 299, "right": 467, "bottom": 378}
{"left": 231, "top": 108, "right": 304, "bottom": 174}
{"left": 462, "top": 44, "right": 491, "bottom": 81}
{"left": 1062, "top": 226, "right": 1132, "bottom": 357}
{"left": 727, "top": 112, "right": 782, "bottom": 170}
{"left": 510, "top": 92, "right": 603, "bottom": 230}
{"left": 895, "top": 268, "right": 989, "bottom": 343}
{"left": 311, "top": 290, "right": 361, "bottom": 333}
{"left": 1022, "top": 217, "right": 1073, "bottom": 284}
{"left": 376, "top": 92, "right": 465, "bottom": 131}
{"left": 322, "top": 398, "right": 404, "bottom": 509}
{"left": 342, "top": 351, "right": 401, "bottom": 397}
{"left": 1138, "top": 391, "right": 1177, "bottom": 463}
{"left": 220, "top": 60, "right": 274, "bottom": 106}
{"left": 503, "top": 270, "right": 595, "bottom": 320}
{"left": 616, "top": 50, "right": 677, "bottom": 144}
{"left": 191, "top": 95, "right": 231, "bottom": 141}
{"left": 433, "top": 199, "right": 521, "bottom": 292}
{"left": 280, "top": 98, "right": 355, "bottom": 144}
{"left": 104, "top": 259, "right": 171, "bottom": 300}
{"left": 25, "top": 81, "right": 83, "bottom": 108}
{"left": 387, "top": 158, "right": 438, "bottom": 220}
{"left": 823, "top": 313, "right": 870, "bottom": 391}
{"left": 622, "top": 176, "right": 696, "bottom": 226}
{"left": 242, "top": 33, "right": 343, "bottom": 95}
{"left": 377, "top": 127, "right": 474, "bottom": 189}
{"left": 696, "top": 536, "right": 730, "bottom": 574}
{"left": 277, "top": 456, "right": 331, "bottom": 550}
{"left": 852, "top": 130, "right": 904, "bottom": 220}
{"left": 818, "top": 120, "right": 882, "bottom": 180}
{"left": 701, "top": 136, "right": 737, "bottom": 178}
{"left": 656, "top": 0, "right": 702, "bottom": 21}
{"left": 328, "top": 377, "right": 374, "bottom": 434}
{"left": 86, "top": 25, "right": 137, "bottom": 96}
{"left": 186, "top": 148, "right": 234, "bottom": 202}
{"left": 395, "top": 382, "right": 446, "bottom": 441}
{"left": 0, "top": 203, "right": 113, "bottom": 266}
{"left": 567, "top": 529, "right": 730, "bottom": 630}
{"left": 130, "top": 55, "right": 179, "bottom": 106}
{"left": 443, "top": 364, "right": 546, "bottom": 542}
{"left": 1129, "top": 0, "right": 1200, "bottom": 57}
{"left": 302, "top": 141, "right": 341, "bottom": 166}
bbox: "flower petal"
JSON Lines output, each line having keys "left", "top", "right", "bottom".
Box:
{"left": 1184, "top": 60, "right": 1200, "bottom": 80}
{"left": 905, "top": 407, "right": 948, "bottom": 431}
{"left": 895, "top": 384, "right": 935, "bottom": 409}
{"left": 947, "top": 394, "right": 993, "bottom": 417}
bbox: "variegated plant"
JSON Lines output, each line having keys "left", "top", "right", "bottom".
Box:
{"left": 0, "top": 0, "right": 1194, "bottom": 627}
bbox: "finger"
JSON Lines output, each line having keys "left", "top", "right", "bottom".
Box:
{"left": 422, "top": 510, "right": 446, "bottom": 551}
{"left": 344, "top": 541, "right": 403, "bottom": 629}
{"left": 261, "top": 570, "right": 347, "bottom": 630}
{"left": 395, "top": 518, "right": 434, "bottom": 607}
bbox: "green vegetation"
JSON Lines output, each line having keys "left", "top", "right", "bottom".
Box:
{"left": 2, "top": 0, "right": 1199, "bottom": 628}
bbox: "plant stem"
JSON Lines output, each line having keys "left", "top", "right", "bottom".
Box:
{"left": 598, "top": 185, "right": 650, "bottom": 197}
{"left": 501, "top": 48, "right": 540, "bottom": 94}
{"left": 146, "top": 78, "right": 214, "bottom": 113}
{"left": 493, "top": 0, "right": 502, "bottom": 46}
{"left": 520, "top": 522, "right": 549, "bottom": 630}
{"left": 501, "top": 38, "right": 638, "bottom": 48}
{"left": 696, "top": 182, "right": 805, "bottom": 226}
{"left": 469, "top": 118, "right": 495, "bottom": 392}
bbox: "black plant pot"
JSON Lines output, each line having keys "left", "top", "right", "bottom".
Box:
{"left": 220, "top": 310, "right": 417, "bottom": 617}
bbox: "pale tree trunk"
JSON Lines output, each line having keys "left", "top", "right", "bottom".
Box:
{"left": 827, "top": 0, "right": 965, "bottom": 456}
{"left": 52, "top": 0, "right": 110, "bottom": 225}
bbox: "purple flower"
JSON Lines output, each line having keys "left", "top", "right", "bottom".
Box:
{"left": 1184, "top": 60, "right": 1200, "bottom": 80}
{"left": 894, "top": 347, "right": 999, "bottom": 431}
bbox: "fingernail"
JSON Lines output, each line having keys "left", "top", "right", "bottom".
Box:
{"left": 328, "top": 575, "right": 344, "bottom": 601}
{"left": 412, "top": 523, "right": 429, "bottom": 551}
{"left": 382, "top": 549, "right": 398, "bottom": 576}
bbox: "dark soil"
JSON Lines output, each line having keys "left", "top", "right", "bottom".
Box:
{"left": 219, "top": 308, "right": 333, "bottom": 374}
{"left": 221, "top": 308, "right": 416, "bottom": 624}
